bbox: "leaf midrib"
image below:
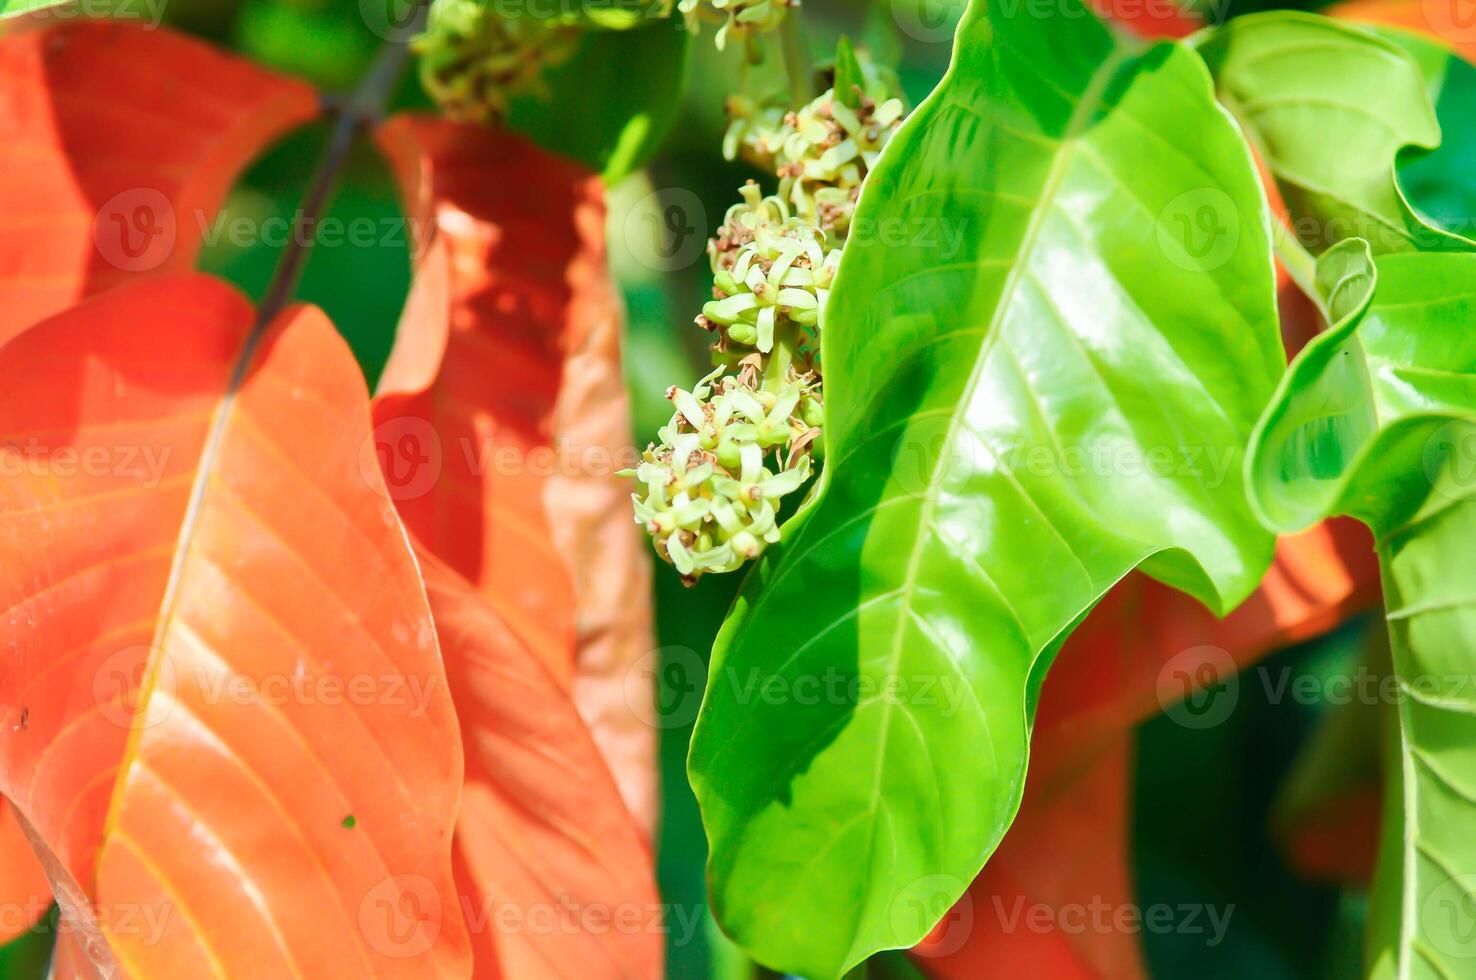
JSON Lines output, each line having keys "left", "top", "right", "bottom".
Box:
{"left": 98, "top": 326, "right": 269, "bottom": 850}
{"left": 843, "top": 38, "right": 1135, "bottom": 968}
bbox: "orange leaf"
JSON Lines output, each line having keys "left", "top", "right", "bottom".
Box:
{"left": 418, "top": 550, "right": 662, "bottom": 980}
{"left": 1329, "top": 0, "right": 1476, "bottom": 60}
{"left": 913, "top": 734, "right": 1143, "bottom": 980}
{"left": 0, "top": 799, "right": 50, "bottom": 943}
{"left": 372, "top": 116, "right": 581, "bottom": 687}
{"left": 0, "top": 274, "right": 469, "bottom": 977}
{"left": 0, "top": 22, "right": 317, "bottom": 343}
{"left": 374, "top": 116, "right": 658, "bottom": 831}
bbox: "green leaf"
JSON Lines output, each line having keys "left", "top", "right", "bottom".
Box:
{"left": 0, "top": 0, "right": 69, "bottom": 18}
{"left": 686, "top": 0, "right": 1284, "bottom": 974}
{"left": 1245, "top": 242, "right": 1476, "bottom": 977}
{"left": 505, "top": 19, "right": 687, "bottom": 183}
{"left": 833, "top": 35, "right": 864, "bottom": 109}
{"left": 1369, "top": 26, "right": 1476, "bottom": 242}
{"left": 1195, "top": 12, "right": 1474, "bottom": 255}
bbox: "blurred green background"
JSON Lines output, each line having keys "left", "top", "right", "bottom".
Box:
{"left": 1, "top": 0, "right": 1383, "bottom": 976}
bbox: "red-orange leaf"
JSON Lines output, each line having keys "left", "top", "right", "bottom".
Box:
{"left": 0, "top": 22, "right": 317, "bottom": 342}
{"left": 914, "top": 735, "right": 1142, "bottom": 980}
{"left": 418, "top": 549, "right": 662, "bottom": 980}
{"left": 374, "top": 115, "right": 658, "bottom": 830}
{"left": 1033, "top": 519, "right": 1379, "bottom": 762}
{"left": 0, "top": 274, "right": 469, "bottom": 977}
{"left": 373, "top": 116, "right": 581, "bottom": 686}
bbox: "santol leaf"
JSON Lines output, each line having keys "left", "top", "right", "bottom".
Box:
{"left": 0, "top": 21, "right": 317, "bottom": 341}
{"left": 687, "top": 0, "right": 1285, "bottom": 971}
{"left": 374, "top": 115, "right": 658, "bottom": 831}
{"left": 0, "top": 273, "right": 470, "bottom": 976}
{"left": 418, "top": 550, "right": 663, "bottom": 979}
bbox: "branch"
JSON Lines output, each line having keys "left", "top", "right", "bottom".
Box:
{"left": 253, "top": 0, "right": 429, "bottom": 330}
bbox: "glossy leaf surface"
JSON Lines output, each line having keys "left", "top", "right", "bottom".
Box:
{"left": 0, "top": 21, "right": 317, "bottom": 340}
{"left": 0, "top": 275, "right": 469, "bottom": 977}
{"left": 1196, "top": 11, "right": 1474, "bottom": 255}
{"left": 1247, "top": 241, "right": 1476, "bottom": 975}
{"left": 688, "top": 0, "right": 1283, "bottom": 973}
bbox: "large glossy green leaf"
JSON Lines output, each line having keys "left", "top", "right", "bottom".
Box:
{"left": 686, "top": 0, "right": 1283, "bottom": 974}
{"left": 1196, "top": 12, "right": 1474, "bottom": 255}
{"left": 1370, "top": 26, "right": 1476, "bottom": 242}
{"left": 1246, "top": 240, "right": 1476, "bottom": 977}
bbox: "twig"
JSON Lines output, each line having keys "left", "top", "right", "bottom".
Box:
{"left": 252, "top": 0, "right": 429, "bottom": 330}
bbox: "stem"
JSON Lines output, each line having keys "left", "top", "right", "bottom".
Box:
{"left": 1271, "top": 217, "right": 1319, "bottom": 306}
{"left": 760, "top": 321, "right": 796, "bottom": 393}
{"left": 253, "top": 1, "right": 429, "bottom": 329}
{"left": 778, "top": 11, "right": 814, "bottom": 108}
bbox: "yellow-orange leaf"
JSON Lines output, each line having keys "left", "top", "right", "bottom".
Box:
{"left": 418, "top": 550, "right": 662, "bottom": 980}
{"left": 0, "top": 22, "right": 317, "bottom": 342}
{"left": 0, "top": 798, "right": 50, "bottom": 943}
{"left": 0, "top": 274, "right": 469, "bottom": 977}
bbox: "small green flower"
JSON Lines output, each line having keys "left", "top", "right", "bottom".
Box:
{"left": 625, "top": 367, "right": 821, "bottom": 582}
{"left": 677, "top": 0, "right": 795, "bottom": 51}
{"left": 414, "top": 0, "right": 578, "bottom": 123}
{"left": 700, "top": 187, "right": 840, "bottom": 366}
{"left": 721, "top": 50, "right": 906, "bottom": 238}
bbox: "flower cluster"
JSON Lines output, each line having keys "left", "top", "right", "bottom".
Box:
{"left": 701, "top": 182, "right": 838, "bottom": 367}
{"left": 628, "top": 44, "right": 906, "bottom": 583}
{"left": 632, "top": 365, "right": 821, "bottom": 580}
{"left": 724, "top": 54, "right": 906, "bottom": 236}
{"left": 414, "top": 0, "right": 578, "bottom": 122}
